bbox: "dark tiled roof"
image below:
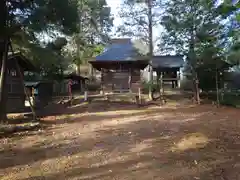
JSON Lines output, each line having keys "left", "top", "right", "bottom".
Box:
{"left": 95, "top": 39, "right": 148, "bottom": 61}
{"left": 8, "top": 52, "right": 36, "bottom": 71}
{"left": 152, "top": 55, "right": 184, "bottom": 69}
{"left": 64, "top": 73, "right": 89, "bottom": 80}
{"left": 24, "top": 81, "right": 41, "bottom": 87}
{"left": 24, "top": 81, "right": 52, "bottom": 87}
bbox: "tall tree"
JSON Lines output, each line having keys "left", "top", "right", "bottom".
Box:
{"left": 64, "top": 0, "right": 113, "bottom": 75}
{"left": 220, "top": 1, "right": 240, "bottom": 63}
{"left": 0, "top": 0, "right": 79, "bottom": 120}
{"left": 0, "top": 0, "right": 8, "bottom": 120}
{"left": 160, "top": 0, "right": 229, "bottom": 104}
{"left": 117, "top": 0, "right": 162, "bottom": 100}
{"left": 45, "top": 37, "right": 68, "bottom": 79}
{"left": 117, "top": 0, "right": 161, "bottom": 44}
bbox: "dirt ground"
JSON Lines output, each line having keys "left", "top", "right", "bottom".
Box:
{"left": 0, "top": 100, "right": 240, "bottom": 180}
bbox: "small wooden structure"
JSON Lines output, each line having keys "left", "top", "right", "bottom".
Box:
{"left": 6, "top": 52, "right": 36, "bottom": 112}
{"left": 52, "top": 80, "right": 69, "bottom": 98}
{"left": 89, "top": 39, "right": 148, "bottom": 95}
{"left": 24, "top": 81, "right": 53, "bottom": 107}
{"left": 151, "top": 55, "right": 184, "bottom": 102}
{"left": 64, "top": 73, "right": 89, "bottom": 93}
{"left": 152, "top": 55, "right": 184, "bottom": 89}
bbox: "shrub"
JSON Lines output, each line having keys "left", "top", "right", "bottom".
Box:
{"left": 201, "top": 91, "right": 240, "bottom": 108}
{"left": 220, "top": 93, "right": 240, "bottom": 108}
{"left": 141, "top": 81, "right": 159, "bottom": 94}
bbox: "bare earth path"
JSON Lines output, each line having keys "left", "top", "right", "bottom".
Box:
{"left": 0, "top": 101, "right": 240, "bottom": 180}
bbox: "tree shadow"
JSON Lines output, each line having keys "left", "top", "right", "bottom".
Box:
{"left": 1, "top": 99, "right": 195, "bottom": 138}
{"left": 38, "top": 100, "right": 200, "bottom": 125}
{"left": 1, "top": 102, "right": 240, "bottom": 179}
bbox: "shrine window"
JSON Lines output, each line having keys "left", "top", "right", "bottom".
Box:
{"left": 7, "top": 69, "right": 17, "bottom": 77}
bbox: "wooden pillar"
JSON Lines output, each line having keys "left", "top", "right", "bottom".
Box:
{"left": 171, "top": 71, "right": 175, "bottom": 88}
{"left": 157, "top": 72, "right": 160, "bottom": 94}
{"left": 16, "top": 62, "right": 37, "bottom": 120}
{"left": 90, "top": 64, "right": 94, "bottom": 80}
{"left": 177, "top": 70, "right": 181, "bottom": 88}
{"left": 84, "top": 90, "right": 88, "bottom": 101}
{"left": 160, "top": 71, "right": 163, "bottom": 95}
{"left": 160, "top": 71, "right": 165, "bottom": 104}
{"left": 137, "top": 87, "right": 141, "bottom": 105}
{"left": 80, "top": 80, "right": 83, "bottom": 93}
{"left": 31, "top": 87, "right": 35, "bottom": 106}
{"left": 128, "top": 68, "right": 132, "bottom": 93}
{"left": 100, "top": 68, "right": 104, "bottom": 95}
{"left": 68, "top": 79, "right": 73, "bottom": 100}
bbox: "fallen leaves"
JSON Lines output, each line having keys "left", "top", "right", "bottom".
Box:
{"left": 0, "top": 122, "right": 41, "bottom": 136}
{"left": 0, "top": 101, "right": 240, "bottom": 179}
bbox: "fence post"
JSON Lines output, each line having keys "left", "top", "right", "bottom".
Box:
{"left": 138, "top": 87, "right": 142, "bottom": 105}
{"left": 84, "top": 90, "right": 88, "bottom": 101}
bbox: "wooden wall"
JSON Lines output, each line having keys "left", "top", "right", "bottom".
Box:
{"left": 6, "top": 59, "right": 25, "bottom": 112}
{"left": 101, "top": 68, "right": 141, "bottom": 93}
{"left": 6, "top": 60, "right": 24, "bottom": 95}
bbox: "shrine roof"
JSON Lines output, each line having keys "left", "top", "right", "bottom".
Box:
{"left": 152, "top": 55, "right": 184, "bottom": 69}
{"left": 95, "top": 38, "right": 148, "bottom": 62}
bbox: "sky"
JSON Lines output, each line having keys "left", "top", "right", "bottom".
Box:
{"left": 106, "top": 0, "right": 123, "bottom": 36}
{"left": 105, "top": 0, "right": 164, "bottom": 50}
{"left": 105, "top": 0, "right": 229, "bottom": 52}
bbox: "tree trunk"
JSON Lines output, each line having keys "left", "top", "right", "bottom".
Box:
{"left": 89, "top": 65, "right": 95, "bottom": 80}
{"left": 215, "top": 67, "right": 220, "bottom": 107}
{"left": 16, "top": 57, "right": 37, "bottom": 120}
{"left": 0, "top": 0, "right": 8, "bottom": 121}
{"left": 147, "top": 0, "right": 154, "bottom": 101}
{"left": 188, "top": 0, "right": 200, "bottom": 104}
{"left": 0, "top": 40, "right": 9, "bottom": 121}
{"left": 189, "top": 43, "right": 200, "bottom": 104}
{"left": 154, "top": 72, "right": 160, "bottom": 101}
{"left": 194, "top": 78, "right": 200, "bottom": 104}
{"left": 76, "top": 64, "right": 81, "bottom": 75}
{"left": 159, "top": 71, "right": 164, "bottom": 104}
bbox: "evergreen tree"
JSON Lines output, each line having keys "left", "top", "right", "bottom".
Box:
{"left": 160, "top": 0, "right": 230, "bottom": 103}
{"left": 0, "top": 0, "right": 78, "bottom": 120}
{"left": 64, "top": 0, "right": 113, "bottom": 75}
